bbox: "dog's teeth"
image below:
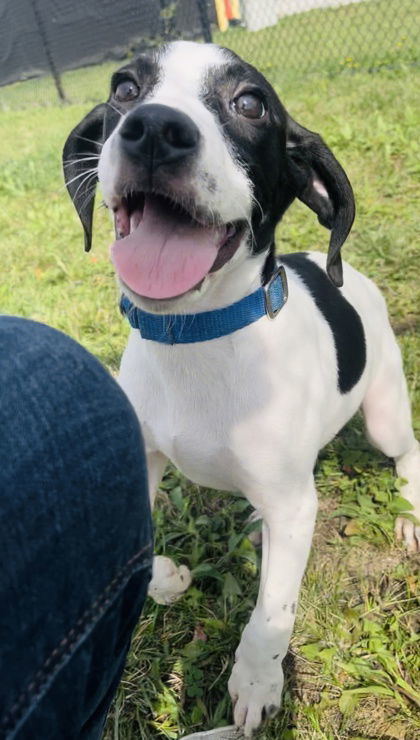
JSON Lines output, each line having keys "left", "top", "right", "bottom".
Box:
{"left": 114, "top": 204, "right": 130, "bottom": 238}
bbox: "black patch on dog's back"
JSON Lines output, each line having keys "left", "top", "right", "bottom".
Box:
{"left": 281, "top": 253, "right": 366, "bottom": 394}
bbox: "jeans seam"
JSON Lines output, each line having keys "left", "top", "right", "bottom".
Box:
{"left": 1, "top": 540, "right": 153, "bottom": 737}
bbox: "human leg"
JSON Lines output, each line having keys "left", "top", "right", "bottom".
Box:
{"left": 0, "top": 317, "right": 153, "bottom": 739}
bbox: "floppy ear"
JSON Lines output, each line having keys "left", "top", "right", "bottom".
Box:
{"left": 286, "top": 116, "right": 355, "bottom": 287}
{"left": 63, "top": 104, "right": 118, "bottom": 252}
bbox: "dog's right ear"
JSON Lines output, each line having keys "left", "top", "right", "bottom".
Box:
{"left": 63, "top": 104, "right": 118, "bottom": 252}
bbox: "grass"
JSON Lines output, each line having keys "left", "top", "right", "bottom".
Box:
{"left": 1, "top": 6, "right": 419, "bottom": 739}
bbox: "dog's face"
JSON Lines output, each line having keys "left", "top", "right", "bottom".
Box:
{"left": 63, "top": 41, "right": 354, "bottom": 309}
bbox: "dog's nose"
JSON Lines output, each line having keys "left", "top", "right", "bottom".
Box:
{"left": 119, "top": 104, "right": 200, "bottom": 167}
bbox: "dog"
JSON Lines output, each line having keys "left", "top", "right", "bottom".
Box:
{"left": 63, "top": 41, "right": 420, "bottom": 737}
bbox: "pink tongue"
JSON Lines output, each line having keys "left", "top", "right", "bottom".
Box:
{"left": 111, "top": 196, "right": 222, "bottom": 299}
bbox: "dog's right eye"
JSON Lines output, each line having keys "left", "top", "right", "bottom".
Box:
{"left": 114, "top": 80, "right": 140, "bottom": 102}
{"left": 232, "top": 92, "right": 265, "bottom": 120}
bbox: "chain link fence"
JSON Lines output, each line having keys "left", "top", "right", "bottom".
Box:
{"left": 0, "top": 0, "right": 419, "bottom": 109}
{"left": 215, "top": 0, "right": 420, "bottom": 76}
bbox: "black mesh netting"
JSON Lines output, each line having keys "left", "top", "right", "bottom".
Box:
{"left": 0, "top": 0, "right": 419, "bottom": 106}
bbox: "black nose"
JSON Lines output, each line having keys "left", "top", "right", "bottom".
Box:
{"left": 119, "top": 103, "right": 200, "bottom": 167}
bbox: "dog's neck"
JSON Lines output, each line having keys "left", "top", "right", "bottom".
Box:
{"left": 120, "top": 259, "right": 287, "bottom": 345}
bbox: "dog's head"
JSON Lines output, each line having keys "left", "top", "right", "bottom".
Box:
{"left": 63, "top": 41, "right": 354, "bottom": 310}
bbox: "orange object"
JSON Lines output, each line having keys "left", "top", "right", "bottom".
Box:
{"left": 225, "top": 1, "right": 233, "bottom": 20}
{"left": 215, "top": 0, "right": 241, "bottom": 32}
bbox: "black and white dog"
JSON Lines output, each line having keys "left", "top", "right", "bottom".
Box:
{"left": 63, "top": 41, "right": 419, "bottom": 737}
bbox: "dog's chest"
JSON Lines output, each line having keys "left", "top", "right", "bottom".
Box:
{"left": 155, "top": 367, "right": 266, "bottom": 491}
{"left": 151, "top": 404, "right": 242, "bottom": 491}
{"left": 119, "top": 294, "right": 367, "bottom": 493}
{"left": 120, "top": 327, "right": 282, "bottom": 491}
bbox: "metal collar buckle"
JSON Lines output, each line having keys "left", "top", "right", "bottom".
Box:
{"left": 263, "top": 264, "right": 288, "bottom": 319}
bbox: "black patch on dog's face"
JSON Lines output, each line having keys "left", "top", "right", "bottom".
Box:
{"left": 202, "top": 54, "right": 291, "bottom": 257}
{"left": 281, "top": 253, "right": 366, "bottom": 393}
{"left": 108, "top": 52, "right": 162, "bottom": 113}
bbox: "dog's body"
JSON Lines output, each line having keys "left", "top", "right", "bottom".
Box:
{"left": 120, "top": 251, "right": 407, "bottom": 494}
{"left": 64, "top": 41, "right": 420, "bottom": 736}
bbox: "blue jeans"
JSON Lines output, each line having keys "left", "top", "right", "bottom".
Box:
{"left": 0, "top": 317, "right": 153, "bottom": 739}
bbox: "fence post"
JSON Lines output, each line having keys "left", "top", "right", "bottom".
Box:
{"left": 196, "top": 0, "right": 212, "bottom": 43}
{"left": 28, "top": 0, "right": 67, "bottom": 102}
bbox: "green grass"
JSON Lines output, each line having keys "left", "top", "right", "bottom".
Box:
{"left": 1, "top": 15, "right": 419, "bottom": 740}
{"left": 0, "top": 61, "right": 120, "bottom": 111}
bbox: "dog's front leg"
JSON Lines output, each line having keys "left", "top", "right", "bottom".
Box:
{"left": 146, "top": 451, "right": 192, "bottom": 604}
{"left": 229, "top": 479, "right": 318, "bottom": 737}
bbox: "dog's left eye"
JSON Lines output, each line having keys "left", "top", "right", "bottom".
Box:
{"left": 115, "top": 79, "right": 140, "bottom": 102}
{"left": 233, "top": 93, "right": 265, "bottom": 120}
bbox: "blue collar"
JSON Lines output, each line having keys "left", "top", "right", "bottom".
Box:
{"left": 120, "top": 264, "right": 288, "bottom": 345}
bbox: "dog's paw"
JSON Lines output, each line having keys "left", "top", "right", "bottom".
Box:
{"left": 148, "top": 555, "right": 192, "bottom": 605}
{"left": 228, "top": 656, "right": 283, "bottom": 738}
{"left": 395, "top": 443, "right": 420, "bottom": 553}
{"left": 395, "top": 516, "right": 420, "bottom": 553}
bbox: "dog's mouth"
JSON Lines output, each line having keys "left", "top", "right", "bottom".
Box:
{"left": 111, "top": 191, "right": 245, "bottom": 300}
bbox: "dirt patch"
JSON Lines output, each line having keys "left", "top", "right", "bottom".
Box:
{"left": 392, "top": 315, "right": 420, "bottom": 336}
{"left": 345, "top": 695, "right": 419, "bottom": 739}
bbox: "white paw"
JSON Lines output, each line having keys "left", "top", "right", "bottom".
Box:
{"left": 228, "top": 654, "right": 283, "bottom": 737}
{"left": 148, "top": 555, "right": 192, "bottom": 605}
{"left": 395, "top": 516, "right": 420, "bottom": 553}
{"left": 395, "top": 442, "right": 420, "bottom": 553}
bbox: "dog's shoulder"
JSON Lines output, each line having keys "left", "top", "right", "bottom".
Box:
{"left": 281, "top": 252, "right": 367, "bottom": 394}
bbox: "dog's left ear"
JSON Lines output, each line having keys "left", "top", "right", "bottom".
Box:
{"left": 286, "top": 115, "right": 355, "bottom": 287}
{"left": 63, "top": 104, "right": 119, "bottom": 252}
